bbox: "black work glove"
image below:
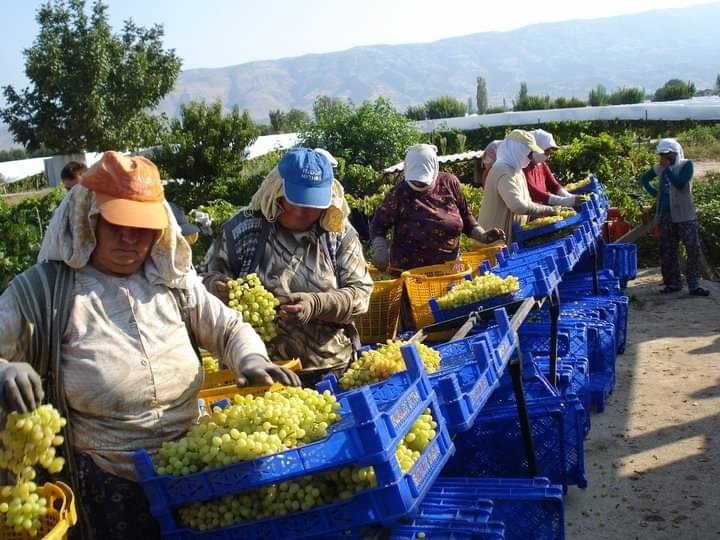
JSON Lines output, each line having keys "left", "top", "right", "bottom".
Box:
{"left": 0, "top": 362, "right": 44, "bottom": 413}
{"left": 236, "top": 354, "right": 301, "bottom": 387}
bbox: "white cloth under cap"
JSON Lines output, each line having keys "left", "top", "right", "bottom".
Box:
{"left": 404, "top": 144, "right": 439, "bottom": 186}
{"left": 531, "top": 129, "right": 559, "bottom": 151}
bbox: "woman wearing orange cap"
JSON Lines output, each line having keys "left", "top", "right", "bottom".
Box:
{"left": 0, "top": 151, "right": 299, "bottom": 539}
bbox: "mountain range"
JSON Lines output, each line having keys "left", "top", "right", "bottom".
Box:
{"left": 157, "top": 3, "right": 720, "bottom": 120}
{"left": 2, "top": 4, "right": 719, "bottom": 149}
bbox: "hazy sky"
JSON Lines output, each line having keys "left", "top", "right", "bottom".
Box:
{"left": 2, "top": 0, "right": 719, "bottom": 93}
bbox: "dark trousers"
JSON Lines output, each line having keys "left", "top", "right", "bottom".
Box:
{"left": 71, "top": 454, "right": 160, "bottom": 540}
{"left": 658, "top": 212, "right": 702, "bottom": 290}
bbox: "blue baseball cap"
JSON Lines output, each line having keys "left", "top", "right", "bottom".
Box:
{"left": 279, "top": 148, "right": 334, "bottom": 209}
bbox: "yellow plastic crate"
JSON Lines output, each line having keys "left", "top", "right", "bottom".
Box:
{"left": 459, "top": 245, "right": 504, "bottom": 275}
{"left": 401, "top": 261, "right": 473, "bottom": 331}
{"left": 0, "top": 481, "right": 77, "bottom": 540}
{"left": 198, "top": 382, "right": 286, "bottom": 413}
{"left": 355, "top": 268, "right": 404, "bottom": 345}
{"left": 202, "top": 358, "right": 302, "bottom": 389}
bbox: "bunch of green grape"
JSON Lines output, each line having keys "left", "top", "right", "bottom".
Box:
{"left": 521, "top": 208, "right": 576, "bottom": 231}
{"left": 340, "top": 341, "right": 441, "bottom": 390}
{"left": 176, "top": 409, "right": 437, "bottom": 531}
{"left": 436, "top": 272, "right": 520, "bottom": 309}
{"left": 565, "top": 177, "right": 592, "bottom": 191}
{"left": 0, "top": 405, "right": 67, "bottom": 536}
{"left": 154, "top": 387, "right": 342, "bottom": 475}
{"left": 202, "top": 355, "right": 220, "bottom": 373}
{"left": 227, "top": 273, "right": 279, "bottom": 342}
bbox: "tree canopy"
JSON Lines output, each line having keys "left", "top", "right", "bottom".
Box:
{"left": 653, "top": 79, "right": 696, "bottom": 102}
{"left": 300, "top": 96, "right": 420, "bottom": 171}
{"left": 1, "top": 0, "right": 181, "bottom": 153}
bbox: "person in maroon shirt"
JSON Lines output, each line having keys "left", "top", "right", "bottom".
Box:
{"left": 370, "top": 144, "right": 504, "bottom": 274}
{"left": 524, "top": 129, "right": 582, "bottom": 207}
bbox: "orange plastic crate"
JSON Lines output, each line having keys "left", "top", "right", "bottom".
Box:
{"left": 401, "top": 261, "right": 473, "bottom": 331}
{"left": 355, "top": 268, "right": 404, "bottom": 345}
{"left": 202, "top": 358, "right": 302, "bottom": 389}
{"left": 0, "top": 481, "right": 77, "bottom": 540}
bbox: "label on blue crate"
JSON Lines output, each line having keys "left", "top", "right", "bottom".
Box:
{"left": 410, "top": 440, "right": 440, "bottom": 489}
{"left": 390, "top": 388, "right": 421, "bottom": 430}
{"left": 469, "top": 376, "right": 489, "bottom": 404}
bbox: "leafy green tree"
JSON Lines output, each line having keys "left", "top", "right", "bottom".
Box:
{"left": 653, "top": 79, "right": 696, "bottom": 102}
{"left": 518, "top": 82, "right": 528, "bottom": 101}
{"left": 714, "top": 74, "right": 720, "bottom": 95}
{"left": 0, "top": 149, "right": 27, "bottom": 162}
{"left": 552, "top": 97, "right": 586, "bottom": 109}
{"left": 1, "top": 0, "right": 180, "bottom": 153}
{"left": 152, "top": 100, "right": 258, "bottom": 184}
{"left": 268, "top": 108, "right": 310, "bottom": 133}
{"left": 515, "top": 95, "right": 551, "bottom": 111}
{"left": 300, "top": 96, "right": 420, "bottom": 171}
{"left": 466, "top": 97, "right": 475, "bottom": 115}
{"left": 425, "top": 96, "right": 467, "bottom": 119}
{"left": 405, "top": 105, "right": 428, "bottom": 120}
{"left": 588, "top": 85, "right": 608, "bottom": 106}
{"left": 608, "top": 87, "right": 645, "bottom": 105}
{"left": 476, "top": 77, "right": 488, "bottom": 114}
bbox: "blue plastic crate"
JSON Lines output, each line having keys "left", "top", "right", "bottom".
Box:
{"left": 534, "top": 355, "right": 591, "bottom": 436}
{"left": 389, "top": 522, "right": 506, "bottom": 540}
{"left": 135, "top": 344, "right": 436, "bottom": 514}
{"left": 429, "top": 477, "right": 564, "bottom": 540}
{"left": 429, "top": 265, "right": 556, "bottom": 324}
{"left": 442, "top": 396, "right": 587, "bottom": 490}
{"left": 559, "top": 297, "right": 627, "bottom": 354}
{"left": 497, "top": 237, "right": 579, "bottom": 275}
{"left": 590, "top": 370, "right": 615, "bottom": 413}
{"left": 519, "top": 321, "right": 589, "bottom": 363}
{"left": 603, "top": 243, "right": 637, "bottom": 286}
{"left": 512, "top": 203, "right": 594, "bottom": 245}
{"left": 447, "top": 310, "right": 517, "bottom": 377}
{"left": 156, "top": 404, "right": 455, "bottom": 539}
{"left": 567, "top": 175, "right": 601, "bottom": 195}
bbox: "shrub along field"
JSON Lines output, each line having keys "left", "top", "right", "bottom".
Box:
{"left": 2, "top": 121, "right": 720, "bottom": 290}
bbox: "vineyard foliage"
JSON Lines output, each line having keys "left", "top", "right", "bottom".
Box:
{"left": 2, "top": 122, "right": 720, "bottom": 288}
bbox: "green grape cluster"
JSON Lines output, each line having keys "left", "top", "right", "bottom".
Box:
{"left": 0, "top": 405, "right": 67, "bottom": 536}
{"left": 565, "top": 177, "right": 592, "bottom": 191}
{"left": 176, "top": 409, "right": 438, "bottom": 531}
{"left": 202, "top": 355, "right": 220, "bottom": 373}
{"left": 227, "top": 273, "right": 279, "bottom": 342}
{"left": 154, "top": 387, "right": 342, "bottom": 475}
{"left": 436, "top": 272, "right": 519, "bottom": 309}
{"left": 340, "top": 342, "right": 441, "bottom": 390}
{"left": 521, "top": 208, "right": 576, "bottom": 231}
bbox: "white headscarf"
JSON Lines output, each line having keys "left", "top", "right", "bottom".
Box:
{"left": 403, "top": 144, "right": 439, "bottom": 191}
{"left": 656, "top": 138, "right": 687, "bottom": 175}
{"left": 496, "top": 138, "right": 532, "bottom": 171}
{"left": 37, "top": 185, "right": 196, "bottom": 289}
{"left": 247, "top": 166, "right": 350, "bottom": 233}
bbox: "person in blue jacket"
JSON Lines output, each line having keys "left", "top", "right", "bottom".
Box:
{"left": 639, "top": 138, "right": 709, "bottom": 296}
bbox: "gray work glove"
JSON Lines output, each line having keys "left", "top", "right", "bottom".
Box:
{"left": 236, "top": 354, "right": 301, "bottom": 387}
{"left": 548, "top": 194, "right": 583, "bottom": 207}
{"left": 470, "top": 226, "right": 506, "bottom": 244}
{"left": 536, "top": 205, "right": 558, "bottom": 217}
{"left": 371, "top": 237, "right": 389, "bottom": 271}
{"left": 0, "top": 362, "right": 44, "bottom": 413}
{"left": 277, "top": 291, "right": 355, "bottom": 325}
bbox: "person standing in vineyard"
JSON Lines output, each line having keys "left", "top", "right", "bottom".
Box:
{"left": 369, "top": 143, "right": 505, "bottom": 274}
{"left": 524, "top": 129, "right": 583, "bottom": 207}
{"left": 59, "top": 160, "right": 87, "bottom": 191}
{"left": 477, "top": 130, "right": 557, "bottom": 244}
{"left": 0, "top": 151, "right": 299, "bottom": 539}
{"left": 639, "top": 138, "right": 710, "bottom": 296}
{"left": 201, "top": 148, "right": 373, "bottom": 386}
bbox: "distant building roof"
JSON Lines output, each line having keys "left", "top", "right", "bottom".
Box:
{"left": 383, "top": 150, "right": 484, "bottom": 174}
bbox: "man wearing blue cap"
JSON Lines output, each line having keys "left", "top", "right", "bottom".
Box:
{"left": 201, "top": 148, "right": 373, "bottom": 385}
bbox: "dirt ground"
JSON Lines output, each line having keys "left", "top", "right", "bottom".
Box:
{"left": 565, "top": 267, "right": 720, "bottom": 539}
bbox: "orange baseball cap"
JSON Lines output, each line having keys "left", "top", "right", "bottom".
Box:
{"left": 79, "top": 151, "right": 168, "bottom": 230}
